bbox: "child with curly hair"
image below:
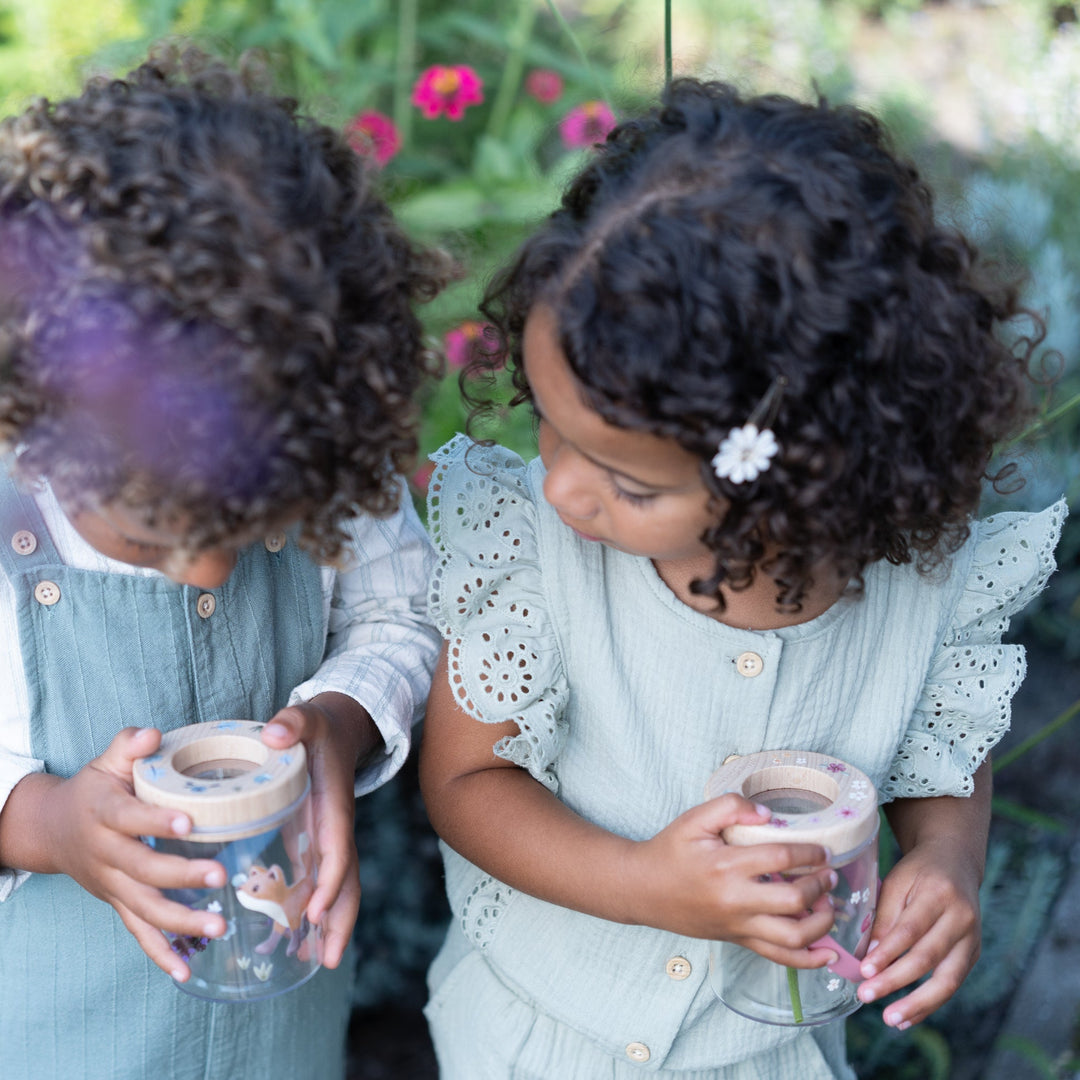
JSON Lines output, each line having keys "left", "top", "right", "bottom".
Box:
{"left": 0, "top": 45, "right": 447, "bottom": 1079}
{"left": 419, "top": 78, "right": 1067, "bottom": 1078}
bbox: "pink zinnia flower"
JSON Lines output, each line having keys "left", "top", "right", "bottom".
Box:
{"left": 412, "top": 65, "right": 484, "bottom": 121}
{"left": 345, "top": 111, "right": 401, "bottom": 166}
{"left": 525, "top": 69, "right": 564, "bottom": 105}
{"left": 444, "top": 321, "right": 496, "bottom": 369}
{"left": 411, "top": 462, "right": 435, "bottom": 494}
{"left": 559, "top": 101, "right": 616, "bottom": 149}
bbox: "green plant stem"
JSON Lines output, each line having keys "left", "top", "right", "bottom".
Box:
{"left": 544, "top": 0, "right": 609, "bottom": 106}
{"left": 1005, "top": 389, "right": 1080, "bottom": 447}
{"left": 393, "top": 0, "right": 417, "bottom": 148}
{"left": 786, "top": 966, "right": 804, "bottom": 1024}
{"left": 486, "top": 2, "right": 538, "bottom": 141}
{"left": 993, "top": 696, "right": 1080, "bottom": 773}
{"left": 664, "top": 0, "right": 672, "bottom": 86}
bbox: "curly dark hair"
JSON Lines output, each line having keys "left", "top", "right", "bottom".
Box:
{"left": 0, "top": 43, "right": 451, "bottom": 558}
{"left": 471, "top": 78, "right": 1038, "bottom": 609}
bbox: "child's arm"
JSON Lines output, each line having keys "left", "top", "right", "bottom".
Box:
{"left": 0, "top": 726, "right": 228, "bottom": 979}
{"left": 856, "top": 759, "right": 991, "bottom": 1028}
{"left": 420, "top": 648, "right": 838, "bottom": 964}
{"left": 261, "top": 489, "right": 441, "bottom": 968}
{"left": 260, "top": 692, "right": 374, "bottom": 969}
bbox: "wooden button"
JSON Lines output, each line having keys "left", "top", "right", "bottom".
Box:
{"left": 11, "top": 530, "right": 37, "bottom": 556}
{"left": 735, "top": 651, "right": 764, "bottom": 677}
{"left": 625, "top": 1042, "right": 650, "bottom": 1063}
{"left": 665, "top": 956, "right": 692, "bottom": 980}
{"left": 34, "top": 580, "right": 60, "bottom": 606}
{"left": 264, "top": 533, "right": 287, "bottom": 553}
{"left": 196, "top": 593, "right": 217, "bottom": 619}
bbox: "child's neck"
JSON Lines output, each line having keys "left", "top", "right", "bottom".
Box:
{"left": 652, "top": 553, "right": 847, "bottom": 631}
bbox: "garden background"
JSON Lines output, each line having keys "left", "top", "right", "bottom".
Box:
{"left": 2, "top": 1, "right": 1078, "bottom": 1076}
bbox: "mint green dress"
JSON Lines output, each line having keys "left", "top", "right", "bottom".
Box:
{"left": 423, "top": 435, "right": 1066, "bottom": 1080}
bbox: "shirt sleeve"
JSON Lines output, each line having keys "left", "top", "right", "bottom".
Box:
{"left": 881, "top": 498, "right": 1068, "bottom": 800}
{"left": 288, "top": 479, "right": 442, "bottom": 796}
{"left": 427, "top": 435, "right": 569, "bottom": 793}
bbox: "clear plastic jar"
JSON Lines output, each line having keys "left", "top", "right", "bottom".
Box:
{"left": 705, "top": 750, "right": 878, "bottom": 1026}
{"left": 133, "top": 720, "right": 323, "bottom": 1002}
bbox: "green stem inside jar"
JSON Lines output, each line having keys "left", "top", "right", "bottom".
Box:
{"left": 787, "top": 966, "right": 804, "bottom": 1024}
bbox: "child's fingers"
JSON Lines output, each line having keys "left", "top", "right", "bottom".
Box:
{"left": 260, "top": 706, "right": 310, "bottom": 748}
{"left": 96, "top": 726, "right": 162, "bottom": 780}
{"left": 876, "top": 944, "right": 973, "bottom": 1029}
{"left": 112, "top": 876, "right": 228, "bottom": 940}
{"left": 118, "top": 847, "right": 227, "bottom": 893}
{"left": 692, "top": 792, "right": 775, "bottom": 831}
{"left": 858, "top": 914, "right": 978, "bottom": 1011}
{"left": 748, "top": 865, "right": 838, "bottom": 916}
{"left": 737, "top": 844, "right": 833, "bottom": 889}
{"left": 314, "top": 866, "right": 361, "bottom": 969}
{"left": 737, "top": 893, "right": 836, "bottom": 961}
{"left": 115, "top": 902, "right": 194, "bottom": 981}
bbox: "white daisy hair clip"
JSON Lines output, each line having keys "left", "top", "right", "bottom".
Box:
{"left": 711, "top": 375, "right": 788, "bottom": 485}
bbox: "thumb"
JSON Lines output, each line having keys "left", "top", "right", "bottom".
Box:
{"left": 97, "top": 726, "right": 162, "bottom": 780}
{"left": 261, "top": 704, "right": 315, "bottom": 749}
{"left": 690, "top": 792, "right": 773, "bottom": 836}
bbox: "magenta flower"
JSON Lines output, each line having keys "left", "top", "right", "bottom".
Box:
{"left": 412, "top": 65, "right": 484, "bottom": 121}
{"left": 559, "top": 101, "right": 617, "bottom": 149}
{"left": 525, "top": 69, "right": 564, "bottom": 105}
{"left": 411, "top": 462, "right": 435, "bottom": 494}
{"left": 345, "top": 111, "right": 401, "bottom": 167}
{"left": 444, "top": 321, "right": 496, "bottom": 369}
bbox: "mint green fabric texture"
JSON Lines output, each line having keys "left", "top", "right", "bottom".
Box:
{"left": 424, "top": 435, "right": 1066, "bottom": 1078}
{"left": 0, "top": 470, "right": 351, "bottom": 1080}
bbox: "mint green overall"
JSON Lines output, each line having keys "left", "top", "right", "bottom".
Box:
{"left": 0, "top": 472, "right": 352, "bottom": 1080}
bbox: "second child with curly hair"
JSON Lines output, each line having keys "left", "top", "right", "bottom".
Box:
{"left": 0, "top": 46, "right": 448, "bottom": 1080}
{"left": 419, "top": 78, "right": 1067, "bottom": 1078}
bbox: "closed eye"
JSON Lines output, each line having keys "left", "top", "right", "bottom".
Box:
{"left": 609, "top": 475, "right": 658, "bottom": 506}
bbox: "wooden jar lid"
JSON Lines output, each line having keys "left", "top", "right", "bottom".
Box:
{"left": 705, "top": 750, "right": 877, "bottom": 856}
{"left": 133, "top": 720, "right": 308, "bottom": 841}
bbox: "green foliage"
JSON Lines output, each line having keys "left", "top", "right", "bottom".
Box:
{"left": 3, "top": 5, "right": 1080, "bottom": 1064}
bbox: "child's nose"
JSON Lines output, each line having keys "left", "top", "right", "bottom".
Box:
{"left": 542, "top": 448, "right": 599, "bottom": 521}
{"left": 164, "top": 549, "right": 238, "bottom": 589}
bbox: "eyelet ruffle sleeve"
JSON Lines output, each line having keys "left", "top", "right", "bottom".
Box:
{"left": 427, "top": 435, "right": 568, "bottom": 792}
{"left": 882, "top": 499, "right": 1067, "bottom": 800}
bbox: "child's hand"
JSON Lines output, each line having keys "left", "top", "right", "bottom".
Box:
{"left": 40, "top": 727, "right": 228, "bottom": 979}
{"left": 856, "top": 837, "right": 982, "bottom": 1029}
{"left": 261, "top": 692, "right": 374, "bottom": 968}
{"left": 627, "top": 794, "right": 837, "bottom": 967}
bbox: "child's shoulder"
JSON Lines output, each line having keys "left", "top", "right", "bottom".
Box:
{"left": 890, "top": 497, "right": 1068, "bottom": 640}
{"left": 426, "top": 435, "right": 553, "bottom": 562}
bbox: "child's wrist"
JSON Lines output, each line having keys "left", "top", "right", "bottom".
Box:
{"left": 307, "top": 691, "right": 382, "bottom": 771}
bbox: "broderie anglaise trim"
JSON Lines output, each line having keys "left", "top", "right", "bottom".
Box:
{"left": 427, "top": 436, "right": 569, "bottom": 791}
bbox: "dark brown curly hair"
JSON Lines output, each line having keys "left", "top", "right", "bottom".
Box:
{"left": 0, "top": 44, "right": 451, "bottom": 558}
{"left": 470, "top": 78, "right": 1039, "bottom": 610}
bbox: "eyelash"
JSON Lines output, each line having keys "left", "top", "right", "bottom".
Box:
{"left": 609, "top": 477, "right": 657, "bottom": 507}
